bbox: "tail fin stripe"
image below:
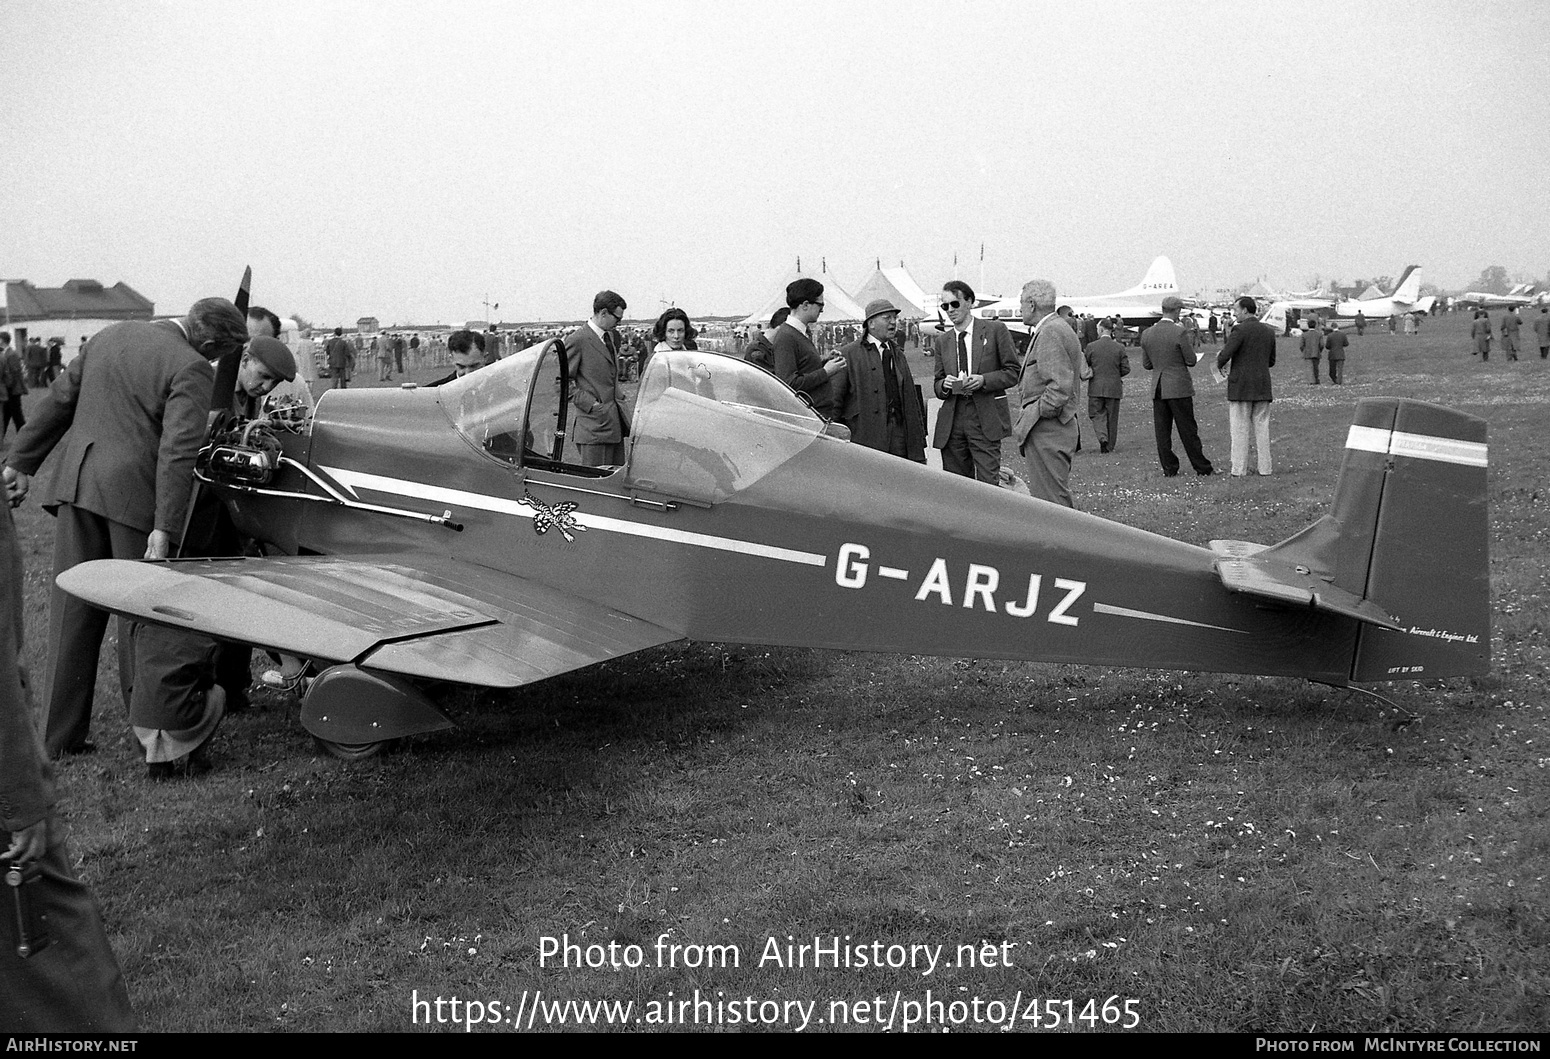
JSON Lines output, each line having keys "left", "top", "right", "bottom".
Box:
{"left": 1344, "top": 426, "right": 1488, "bottom": 467}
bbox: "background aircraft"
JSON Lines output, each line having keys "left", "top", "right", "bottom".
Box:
{"left": 1454, "top": 284, "right": 1538, "bottom": 310}
{"left": 921, "top": 257, "right": 1180, "bottom": 335}
{"left": 59, "top": 340, "right": 1490, "bottom": 758}
{"left": 1334, "top": 265, "right": 1436, "bottom": 318}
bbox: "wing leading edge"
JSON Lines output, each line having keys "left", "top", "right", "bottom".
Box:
{"left": 56, "top": 556, "right": 682, "bottom": 688}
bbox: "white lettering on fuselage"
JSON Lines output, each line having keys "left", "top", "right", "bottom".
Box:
{"left": 835, "top": 542, "right": 1085, "bottom": 626}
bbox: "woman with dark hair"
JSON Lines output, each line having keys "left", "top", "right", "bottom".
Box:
{"left": 651, "top": 307, "right": 698, "bottom": 358}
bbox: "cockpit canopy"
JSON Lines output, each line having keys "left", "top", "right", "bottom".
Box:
{"left": 438, "top": 338, "right": 832, "bottom": 504}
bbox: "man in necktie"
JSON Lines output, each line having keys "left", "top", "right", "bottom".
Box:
{"left": 831, "top": 299, "right": 928, "bottom": 461}
{"left": 565, "top": 290, "right": 631, "bottom": 467}
{"left": 930, "top": 280, "right": 1021, "bottom": 483}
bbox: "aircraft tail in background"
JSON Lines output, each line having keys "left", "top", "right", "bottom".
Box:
{"left": 1126, "top": 256, "right": 1178, "bottom": 296}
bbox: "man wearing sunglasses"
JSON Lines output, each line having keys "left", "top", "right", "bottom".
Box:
{"left": 565, "top": 290, "right": 632, "bottom": 467}
{"left": 771, "top": 278, "right": 846, "bottom": 417}
{"left": 931, "top": 280, "right": 1020, "bottom": 484}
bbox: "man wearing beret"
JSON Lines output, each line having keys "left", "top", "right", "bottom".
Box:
{"left": 233, "top": 335, "right": 298, "bottom": 418}
{"left": 2, "top": 298, "right": 249, "bottom": 760}
{"left": 245, "top": 307, "right": 313, "bottom": 411}
{"left": 830, "top": 299, "right": 927, "bottom": 462}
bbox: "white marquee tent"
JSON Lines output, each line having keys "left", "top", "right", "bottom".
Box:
{"left": 740, "top": 262, "right": 867, "bottom": 325}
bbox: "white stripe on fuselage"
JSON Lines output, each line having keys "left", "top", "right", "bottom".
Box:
{"left": 1345, "top": 426, "right": 1487, "bottom": 467}
{"left": 1091, "top": 602, "right": 1247, "bottom": 634}
{"left": 317, "top": 466, "right": 828, "bottom": 567}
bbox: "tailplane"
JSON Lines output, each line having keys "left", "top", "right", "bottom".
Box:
{"left": 1215, "top": 399, "right": 1489, "bottom": 681}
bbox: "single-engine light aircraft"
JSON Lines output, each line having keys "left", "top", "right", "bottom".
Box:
{"left": 59, "top": 339, "right": 1489, "bottom": 757}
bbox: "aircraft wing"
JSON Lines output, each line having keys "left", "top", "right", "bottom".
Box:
{"left": 55, "top": 556, "right": 682, "bottom": 688}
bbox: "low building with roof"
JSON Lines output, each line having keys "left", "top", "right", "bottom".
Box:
{"left": 1, "top": 278, "right": 155, "bottom": 358}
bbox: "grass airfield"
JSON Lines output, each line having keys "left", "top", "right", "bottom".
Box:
{"left": 9, "top": 310, "right": 1548, "bottom": 1032}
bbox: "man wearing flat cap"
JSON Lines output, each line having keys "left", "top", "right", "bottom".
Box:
{"left": 1140, "top": 295, "right": 1214, "bottom": 477}
{"left": 1013, "top": 280, "right": 1084, "bottom": 507}
{"left": 233, "top": 335, "right": 298, "bottom": 418}
{"left": 244, "top": 307, "right": 313, "bottom": 412}
{"left": 830, "top": 299, "right": 927, "bottom": 462}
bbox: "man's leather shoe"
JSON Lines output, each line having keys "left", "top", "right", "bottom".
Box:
{"left": 60, "top": 739, "right": 97, "bottom": 757}
{"left": 147, "top": 744, "right": 213, "bottom": 781}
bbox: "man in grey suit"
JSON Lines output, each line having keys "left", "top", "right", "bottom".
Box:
{"left": 1140, "top": 295, "right": 1214, "bottom": 477}
{"left": 2, "top": 298, "right": 249, "bottom": 760}
{"left": 1216, "top": 296, "right": 1276, "bottom": 477}
{"left": 1012, "top": 279, "right": 1083, "bottom": 507}
{"left": 565, "top": 291, "right": 631, "bottom": 467}
{"left": 932, "top": 280, "right": 1021, "bottom": 483}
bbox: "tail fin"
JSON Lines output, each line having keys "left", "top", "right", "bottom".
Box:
{"left": 1132, "top": 256, "right": 1177, "bottom": 294}
{"left": 1390, "top": 265, "right": 1422, "bottom": 304}
{"left": 1255, "top": 399, "right": 1490, "bottom": 681}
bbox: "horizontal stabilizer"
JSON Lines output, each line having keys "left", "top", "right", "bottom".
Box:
{"left": 1208, "top": 540, "right": 1403, "bottom": 630}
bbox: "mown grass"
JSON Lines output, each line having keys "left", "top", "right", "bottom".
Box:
{"left": 10, "top": 311, "right": 1548, "bottom": 1032}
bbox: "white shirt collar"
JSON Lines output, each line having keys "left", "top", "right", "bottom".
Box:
{"left": 784, "top": 317, "right": 808, "bottom": 336}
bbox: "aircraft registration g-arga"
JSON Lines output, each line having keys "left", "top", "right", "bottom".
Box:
{"left": 58, "top": 336, "right": 1490, "bottom": 758}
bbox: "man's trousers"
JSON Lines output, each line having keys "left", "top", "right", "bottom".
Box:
{"left": 1152, "top": 397, "right": 1214, "bottom": 476}
{"left": 1227, "top": 400, "right": 1272, "bottom": 476}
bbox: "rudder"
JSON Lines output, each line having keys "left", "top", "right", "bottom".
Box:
{"left": 1342, "top": 400, "right": 1490, "bottom": 680}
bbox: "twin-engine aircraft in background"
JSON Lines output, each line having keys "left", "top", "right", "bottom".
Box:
{"left": 1454, "top": 284, "right": 1539, "bottom": 311}
{"left": 60, "top": 338, "right": 1490, "bottom": 758}
{"left": 1334, "top": 265, "right": 1437, "bottom": 318}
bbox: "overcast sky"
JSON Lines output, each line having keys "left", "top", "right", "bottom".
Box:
{"left": 3, "top": 0, "right": 1547, "bottom": 324}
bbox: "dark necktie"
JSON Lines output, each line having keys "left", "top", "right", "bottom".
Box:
{"left": 880, "top": 340, "right": 904, "bottom": 422}
{"left": 604, "top": 331, "right": 617, "bottom": 360}
{"left": 957, "top": 331, "right": 969, "bottom": 385}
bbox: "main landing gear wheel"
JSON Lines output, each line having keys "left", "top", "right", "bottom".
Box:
{"left": 314, "top": 737, "right": 395, "bottom": 762}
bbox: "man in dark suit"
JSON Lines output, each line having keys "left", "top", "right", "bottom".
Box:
{"left": 1083, "top": 320, "right": 1130, "bottom": 453}
{"left": 830, "top": 299, "right": 926, "bottom": 462}
{"left": 325, "top": 327, "right": 354, "bottom": 388}
{"left": 771, "top": 279, "right": 846, "bottom": 417}
{"left": 932, "top": 280, "right": 1020, "bottom": 483}
{"left": 1300, "top": 319, "right": 1323, "bottom": 383}
{"left": 1323, "top": 322, "right": 1349, "bottom": 384}
{"left": 2, "top": 298, "right": 249, "bottom": 760}
{"left": 1012, "top": 280, "right": 1083, "bottom": 507}
{"left": 1500, "top": 307, "right": 1522, "bottom": 361}
{"left": 1216, "top": 296, "right": 1276, "bottom": 477}
{"left": 1140, "top": 295, "right": 1214, "bottom": 477}
{"left": 565, "top": 291, "right": 631, "bottom": 467}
